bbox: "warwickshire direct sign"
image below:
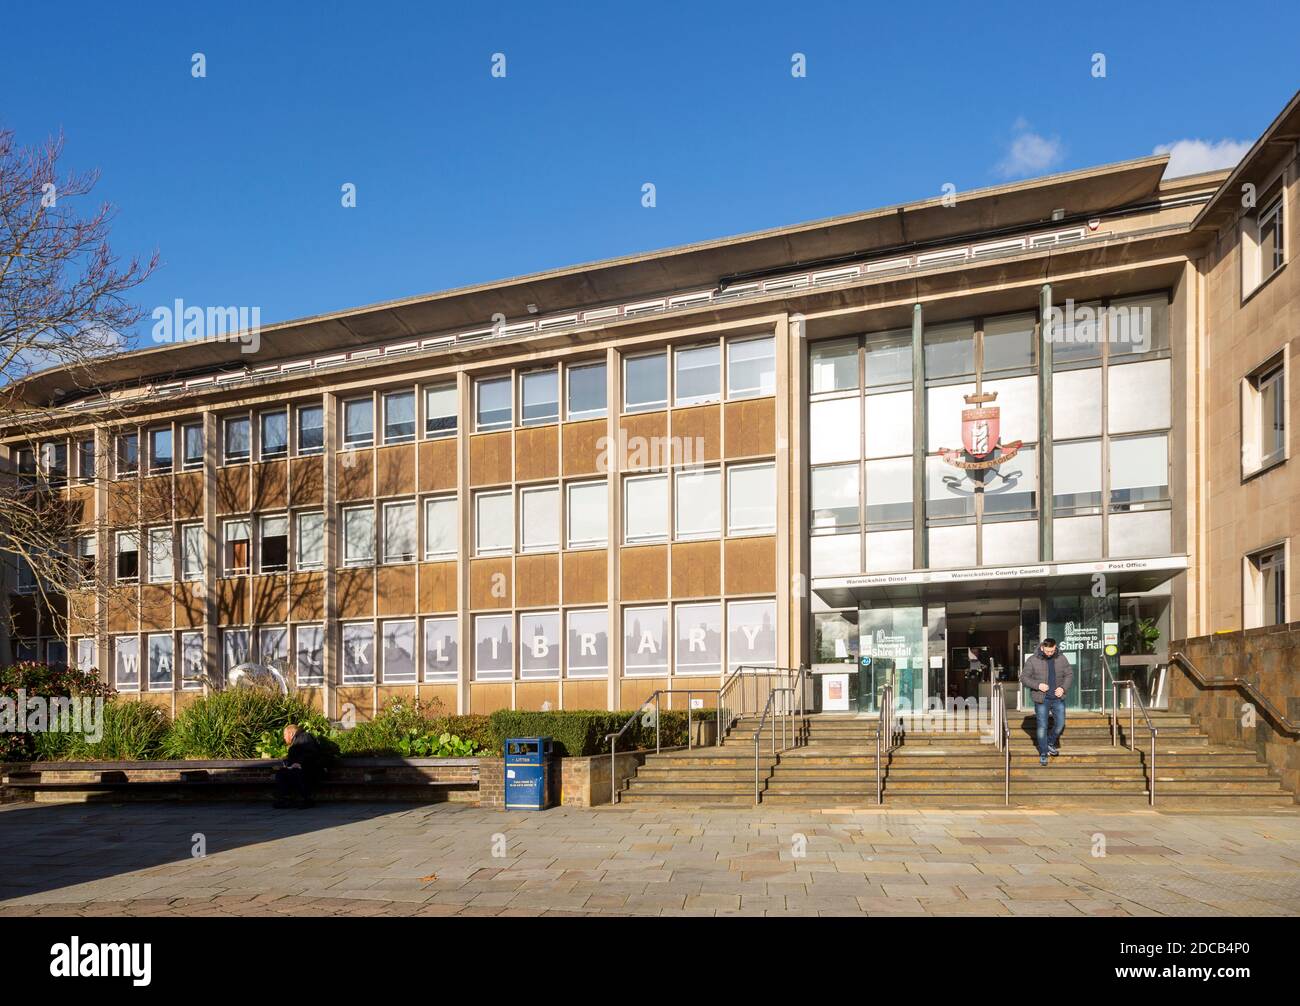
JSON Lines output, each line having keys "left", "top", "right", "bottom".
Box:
{"left": 814, "top": 555, "right": 1189, "bottom": 591}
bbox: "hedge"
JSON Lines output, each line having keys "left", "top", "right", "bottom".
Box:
{"left": 489, "top": 708, "right": 716, "bottom": 757}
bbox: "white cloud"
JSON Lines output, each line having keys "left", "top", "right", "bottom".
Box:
{"left": 1152, "top": 138, "right": 1251, "bottom": 178}
{"left": 996, "top": 126, "right": 1064, "bottom": 179}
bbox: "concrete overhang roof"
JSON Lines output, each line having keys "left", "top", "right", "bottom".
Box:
{"left": 1193, "top": 89, "right": 1300, "bottom": 234}
{"left": 9, "top": 154, "right": 1174, "bottom": 407}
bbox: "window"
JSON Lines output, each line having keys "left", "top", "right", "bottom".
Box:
{"left": 341, "top": 623, "right": 375, "bottom": 683}
{"left": 1259, "top": 194, "right": 1284, "bottom": 277}
{"left": 15, "top": 446, "right": 36, "bottom": 480}
{"left": 865, "top": 457, "right": 913, "bottom": 528}
{"left": 809, "top": 397, "right": 861, "bottom": 465}
{"left": 76, "top": 534, "right": 97, "bottom": 582}
{"left": 383, "top": 390, "right": 416, "bottom": 444}
{"left": 343, "top": 397, "right": 374, "bottom": 448}
{"left": 674, "top": 344, "right": 720, "bottom": 406}
{"left": 76, "top": 637, "right": 96, "bottom": 673}
{"left": 181, "top": 524, "right": 204, "bottom": 580}
{"left": 727, "top": 463, "right": 776, "bottom": 535}
{"left": 115, "top": 531, "right": 139, "bottom": 582}
{"left": 295, "top": 511, "right": 324, "bottom": 570}
{"left": 260, "top": 411, "right": 288, "bottom": 458}
{"left": 114, "top": 635, "right": 140, "bottom": 689}
{"left": 181, "top": 631, "right": 204, "bottom": 689}
{"left": 1244, "top": 361, "right": 1286, "bottom": 474}
{"left": 1053, "top": 440, "right": 1102, "bottom": 513}
{"left": 223, "top": 520, "right": 251, "bottom": 574}
{"left": 623, "top": 606, "right": 668, "bottom": 676}
{"left": 382, "top": 501, "right": 416, "bottom": 563}
{"left": 982, "top": 313, "right": 1036, "bottom": 373}
{"left": 476, "top": 376, "right": 512, "bottom": 431}
{"left": 16, "top": 556, "right": 35, "bottom": 592}
{"left": 342, "top": 506, "right": 375, "bottom": 566}
{"left": 222, "top": 628, "right": 250, "bottom": 675}
{"left": 473, "top": 614, "right": 513, "bottom": 680}
{"left": 148, "top": 634, "right": 174, "bottom": 688}
{"left": 566, "top": 609, "right": 608, "bottom": 679}
{"left": 566, "top": 481, "right": 607, "bottom": 548}
{"left": 296, "top": 404, "right": 324, "bottom": 454}
{"left": 294, "top": 625, "right": 324, "bottom": 686}
{"left": 624, "top": 352, "right": 667, "bottom": 413}
{"left": 423, "top": 618, "right": 458, "bottom": 681}
{"left": 182, "top": 423, "right": 204, "bottom": 468}
{"left": 727, "top": 336, "right": 775, "bottom": 399}
{"left": 259, "top": 626, "right": 289, "bottom": 670}
{"left": 40, "top": 441, "right": 68, "bottom": 484}
{"left": 381, "top": 620, "right": 417, "bottom": 683}
{"left": 423, "top": 497, "right": 457, "bottom": 560}
{"left": 811, "top": 339, "right": 859, "bottom": 394}
{"left": 223, "top": 416, "right": 250, "bottom": 463}
{"left": 46, "top": 640, "right": 67, "bottom": 667}
{"left": 675, "top": 468, "right": 721, "bottom": 539}
{"left": 1245, "top": 192, "right": 1286, "bottom": 295}
{"left": 923, "top": 321, "right": 975, "bottom": 379}
{"left": 147, "top": 527, "right": 173, "bottom": 583}
{"left": 1247, "top": 546, "right": 1286, "bottom": 628}
{"left": 519, "top": 611, "right": 560, "bottom": 679}
{"left": 675, "top": 602, "right": 722, "bottom": 675}
{"left": 1107, "top": 295, "right": 1169, "bottom": 357}
{"left": 865, "top": 331, "right": 912, "bottom": 388}
{"left": 727, "top": 599, "right": 776, "bottom": 670}
{"left": 424, "top": 384, "right": 457, "bottom": 438}
{"left": 474, "top": 491, "right": 513, "bottom": 556}
{"left": 567, "top": 362, "right": 607, "bottom": 420}
{"left": 1109, "top": 435, "right": 1169, "bottom": 509}
{"left": 624, "top": 474, "right": 668, "bottom": 544}
{"left": 76, "top": 439, "right": 95, "bottom": 482}
{"left": 116, "top": 432, "right": 138, "bottom": 476}
{"left": 521, "top": 369, "right": 559, "bottom": 426}
{"left": 811, "top": 464, "right": 859, "bottom": 529}
{"left": 520, "top": 485, "right": 559, "bottom": 553}
{"left": 260, "top": 515, "right": 289, "bottom": 572}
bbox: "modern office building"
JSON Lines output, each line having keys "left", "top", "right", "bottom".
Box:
{"left": 3, "top": 92, "right": 1296, "bottom": 720}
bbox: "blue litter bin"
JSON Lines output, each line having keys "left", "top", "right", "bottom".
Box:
{"left": 504, "top": 736, "right": 554, "bottom": 810}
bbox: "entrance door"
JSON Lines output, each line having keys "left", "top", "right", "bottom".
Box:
{"left": 858, "top": 605, "right": 925, "bottom": 713}
{"left": 1021, "top": 591, "right": 1119, "bottom": 710}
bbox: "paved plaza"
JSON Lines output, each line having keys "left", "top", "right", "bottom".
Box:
{"left": 1, "top": 800, "right": 1298, "bottom": 917}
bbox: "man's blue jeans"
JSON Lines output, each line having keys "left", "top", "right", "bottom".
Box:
{"left": 1035, "top": 697, "right": 1066, "bottom": 755}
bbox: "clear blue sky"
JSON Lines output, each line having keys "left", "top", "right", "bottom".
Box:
{"left": 3, "top": 0, "right": 1296, "bottom": 349}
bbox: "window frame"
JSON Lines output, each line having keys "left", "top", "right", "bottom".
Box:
{"left": 341, "top": 505, "right": 376, "bottom": 567}
{"left": 565, "top": 479, "right": 608, "bottom": 549}
{"left": 146, "top": 526, "right": 173, "bottom": 583}
{"left": 381, "top": 499, "right": 417, "bottom": 564}
{"left": 115, "top": 530, "right": 140, "bottom": 583}
{"left": 342, "top": 396, "right": 375, "bottom": 449}
{"left": 222, "top": 519, "right": 252, "bottom": 575}
{"left": 623, "top": 473, "right": 669, "bottom": 545}
{"left": 296, "top": 404, "right": 324, "bottom": 455}
{"left": 565, "top": 360, "right": 608, "bottom": 421}
{"left": 672, "top": 342, "right": 721, "bottom": 407}
{"left": 726, "top": 461, "right": 777, "bottom": 537}
{"left": 259, "top": 514, "right": 290, "bottom": 573}
{"left": 259, "top": 409, "right": 289, "bottom": 459}
{"left": 180, "top": 523, "right": 204, "bottom": 581}
{"left": 382, "top": 389, "right": 416, "bottom": 445}
{"left": 674, "top": 467, "right": 722, "bottom": 541}
{"left": 474, "top": 489, "right": 513, "bottom": 557}
{"left": 222, "top": 415, "right": 251, "bottom": 464}
{"left": 520, "top": 368, "right": 560, "bottom": 427}
{"left": 294, "top": 510, "right": 325, "bottom": 571}
{"left": 115, "top": 432, "right": 139, "bottom": 478}
{"left": 726, "top": 335, "right": 776, "bottom": 400}
{"left": 519, "top": 484, "right": 560, "bottom": 554}
{"left": 181, "top": 423, "right": 204, "bottom": 469}
{"left": 475, "top": 375, "right": 513, "bottom": 432}
{"left": 623, "top": 351, "right": 668, "bottom": 414}
{"left": 423, "top": 383, "right": 458, "bottom": 439}
{"left": 147, "top": 427, "right": 173, "bottom": 474}
{"left": 422, "top": 495, "right": 457, "bottom": 561}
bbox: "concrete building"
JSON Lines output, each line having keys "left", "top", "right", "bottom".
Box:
{"left": 3, "top": 91, "right": 1296, "bottom": 721}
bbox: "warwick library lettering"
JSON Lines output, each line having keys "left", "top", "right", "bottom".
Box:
{"left": 3, "top": 94, "right": 1298, "bottom": 723}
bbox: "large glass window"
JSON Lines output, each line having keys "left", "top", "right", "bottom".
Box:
{"left": 383, "top": 390, "right": 416, "bottom": 444}
{"left": 864, "top": 391, "right": 913, "bottom": 458}
{"left": 260, "top": 515, "right": 288, "bottom": 572}
{"left": 261, "top": 410, "right": 288, "bottom": 457}
{"left": 520, "top": 485, "right": 560, "bottom": 553}
{"left": 424, "top": 384, "right": 457, "bottom": 439}
{"left": 116, "top": 531, "right": 140, "bottom": 582}
{"left": 116, "top": 432, "right": 138, "bottom": 476}
{"left": 811, "top": 464, "right": 859, "bottom": 529}
{"left": 474, "top": 614, "right": 513, "bottom": 680}
{"left": 423, "top": 618, "right": 458, "bottom": 681}
{"left": 423, "top": 496, "right": 457, "bottom": 560}
{"left": 727, "top": 336, "right": 775, "bottom": 399}
{"left": 675, "top": 602, "right": 722, "bottom": 675}
{"left": 1053, "top": 440, "right": 1102, "bottom": 513}
{"left": 624, "top": 474, "right": 668, "bottom": 544}
{"left": 566, "top": 609, "right": 608, "bottom": 678}
{"left": 148, "top": 634, "right": 174, "bottom": 688}
{"left": 342, "top": 506, "right": 375, "bottom": 565}
{"left": 623, "top": 606, "right": 668, "bottom": 676}
{"left": 864, "top": 330, "right": 912, "bottom": 387}
{"left": 382, "top": 501, "right": 417, "bottom": 563}
{"left": 982, "top": 312, "right": 1036, "bottom": 372}
{"left": 295, "top": 511, "right": 324, "bottom": 570}
{"left": 923, "top": 321, "right": 975, "bottom": 379}
{"left": 381, "top": 620, "right": 417, "bottom": 682}
{"left": 981, "top": 445, "right": 1037, "bottom": 518}
{"left": 624, "top": 352, "right": 667, "bottom": 413}
{"left": 1250, "top": 546, "right": 1286, "bottom": 627}
{"left": 727, "top": 599, "right": 776, "bottom": 670}
{"left": 148, "top": 428, "right": 172, "bottom": 473}
{"left": 727, "top": 463, "right": 775, "bottom": 535}
{"left": 76, "top": 534, "right": 96, "bottom": 582}
{"left": 343, "top": 398, "right": 374, "bottom": 448}
{"left": 864, "top": 457, "right": 913, "bottom": 527}
{"left": 1109, "top": 435, "right": 1169, "bottom": 509}
{"left": 1051, "top": 299, "right": 1103, "bottom": 364}
{"left": 222, "top": 628, "right": 249, "bottom": 676}
{"left": 521, "top": 370, "right": 559, "bottom": 426}
{"left": 296, "top": 404, "right": 324, "bottom": 454}
{"left": 476, "top": 376, "right": 512, "bottom": 431}
{"left": 810, "top": 339, "right": 858, "bottom": 393}
{"left": 259, "top": 625, "right": 289, "bottom": 670}
{"left": 1258, "top": 364, "right": 1286, "bottom": 467}
{"left": 925, "top": 455, "right": 975, "bottom": 523}
{"left": 223, "top": 417, "right": 250, "bottom": 463}
{"left": 181, "top": 524, "right": 203, "bottom": 580}
{"left": 181, "top": 423, "right": 204, "bottom": 468}
{"left": 1108, "top": 294, "right": 1168, "bottom": 357}
{"left": 674, "top": 344, "right": 720, "bottom": 406}
{"left": 675, "top": 468, "right": 721, "bottom": 539}
{"left": 147, "top": 527, "right": 172, "bottom": 583}
{"left": 77, "top": 438, "right": 96, "bottom": 482}
{"left": 295, "top": 625, "right": 324, "bottom": 685}
{"left": 181, "top": 631, "right": 204, "bottom": 689}
{"left": 223, "top": 519, "right": 251, "bottom": 574}
{"left": 809, "top": 397, "right": 860, "bottom": 465}
{"left": 341, "top": 623, "right": 375, "bottom": 683}
{"left": 566, "top": 480, "right": 607, "bottom": 548}
{"left": 519, "top": 611, "right": 560, "bottom": 679}
{"left": 567, "top": 361, "right": 607, "bottom": 420}
{"left": 115, "top": 635, "right": 140, "bottom": 689}
{"left": 475, "top": 491, "right": 513, "bottom": 555}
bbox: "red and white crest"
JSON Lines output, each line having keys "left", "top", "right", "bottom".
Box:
{"left": 961, "top": 404, "right": 999, "bottom": 459}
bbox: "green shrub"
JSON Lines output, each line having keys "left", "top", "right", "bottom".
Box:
{"left": 59, "top": 699, "right": 170, "bottom": 761}
{"left": 163, "top": 688, "right": 319, "bottom": 759}
{"left": 488, "top": 708, "right": 716, "bottom": 757}
{"left": 254, "top": 710, "right": 335, "bottom": 759}
{"left": 332, "top": 698, "right": 492, "bottom": 757}
{"left": 0, "top": 661, "right": 113, "bottom": 762}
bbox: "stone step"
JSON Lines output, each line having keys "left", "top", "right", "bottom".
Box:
{"left": 618, "top": 790, "right": 757, "bottom": 805}
{"left": 623, "top": 779, "right": 759, "bottom": 793}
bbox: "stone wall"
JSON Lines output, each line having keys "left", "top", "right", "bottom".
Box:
{"left": 1169, "top": 623, "right": 1300, "bottom": 798}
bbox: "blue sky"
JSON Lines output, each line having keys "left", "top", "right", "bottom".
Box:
{"left": 3, "top": 0, "right": 1296, "bottom": 349}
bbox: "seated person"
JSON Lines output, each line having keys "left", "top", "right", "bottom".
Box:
{"left": 273, "top": 723, "right": 324, "bottom": 808}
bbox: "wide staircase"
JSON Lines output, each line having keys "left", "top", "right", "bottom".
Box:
{"left": 617, "top": 710, "right": 1296, "bottom": 809}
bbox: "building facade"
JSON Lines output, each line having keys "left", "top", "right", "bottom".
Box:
{"left": 3, "top": 93, "right": 1297, "bottom": 720}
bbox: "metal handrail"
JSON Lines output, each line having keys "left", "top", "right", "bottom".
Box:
{"left": 994, "top": 682, "right": 1011, "bottom": 805}
{"left": 718, "top": 665, "right": 808, "bottom": 747}
{"left": 1116, "top": 679, "right": 1158, "bottom": 806}
{"left": 752, "top": 686, "right": 796, "bottom": 804}
{"left": 876, "top": 684, "right": 896, "bottom": 804}
{"left": 604, "top": 688, "right": 719, "bottom": 805}
{"left": 1169, "top": 650, "right": 1300, "bottom": 737}
{"left": 1100, "top": 653, "right": 1118, "bottom": 747}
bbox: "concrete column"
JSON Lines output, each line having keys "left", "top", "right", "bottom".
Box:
{"left": 455, "top": 373, "right": 471, "bottom": 716}
{"left": 605, "top": 346, "right": 620, "bottom": 712}
{"left": 911, "top": 303, "right": 927, "bottom": 570}
{"left": 322, "top": 392, "right": 339, "bottom": 718}
{"left": 1039, "top": 284, "right": 1054, "bottom": 561}
{"left": 775, "top": 313, "right": 794, "bottom": 669}
{"left": 201, "top": 412, "right": 218, "bottom": 690}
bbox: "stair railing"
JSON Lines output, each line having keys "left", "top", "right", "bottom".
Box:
{"left": 993, "top": 681, "right": 1011, "bottom": 806}
{"left": 604, "top": 688, "right": 722, "bottom": 805}
{"left": 752, "top": 686, "right": 795, "bottom": 804}
{"left": 718, "top": 665, "right": 809, "bottom": 747}
{"left": 1116, "top": 679, "right": 1158, "bottom": 806}
{"left": 876, "top": 683, "right": 896, "bottom": 804}
{"left": 1100, "top": 653, "right": 1118, "bottom": 746}
{"left": 1168, "top": 651, "right": 1300, "bottom": 737}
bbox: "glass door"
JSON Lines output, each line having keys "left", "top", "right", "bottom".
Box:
{"left": 1042, "top": 590, "right": 1119, "bottom": 710}
{"left": 859, "top": 605, "right": 925, "bottom": 713}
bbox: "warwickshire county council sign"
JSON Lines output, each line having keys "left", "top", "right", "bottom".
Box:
{"left": 816, "top": 556, "right": 1190, "bottom": 591}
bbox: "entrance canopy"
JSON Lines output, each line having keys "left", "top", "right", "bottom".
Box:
{"left": 811, "top": 555, "right": 1187, "bottom": 608}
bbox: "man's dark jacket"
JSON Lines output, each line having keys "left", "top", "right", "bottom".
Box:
{"left": 285, "top": 731, "right": 325, "bottom": 781}
{"left": 1020, "top": 648, "right": 1073, "bottom": 704}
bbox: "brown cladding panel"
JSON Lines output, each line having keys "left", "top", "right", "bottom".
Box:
{"left": 469, "top": 432, "right": 512, "bottom": 487}
{"left": 174, "top": 582, "right": 205, "bottom": 628}
{"left": 376, "top": 445, "right": 416, "bottom": 498}
{"left": 469, "top": 558, "right": 513, "bottom": 609}
{"left": 289, "top": 457, "right": 324, "bottom": 506}
{"left": 420, "top": 685, "right": 458, "bottom": 712}
{"left": 418, "top": 439, "right": 458, "bottom": 493}
{"left": 65, "top": 486, "right": 94, "bottom": 525}
{"left": 139, "top": 585, "right": 174, "bottom": 632}
{"left": 215, "top": 466, "right": 250, "bottom": 514}
{"left": 67, "top": 591, "right": 98, "bottom": 637}
{"left": 251, "top": 461, "right": 288, "bottom": 510}
{"left": 724, "top": 399, "right": 776, "bottom": 458}
{"left": 376, "top": 685, "right": 417, "bottom": 707}
{"left": 216, "top": 578, "right": 248, "bottom": 625}
{"left": 619, "top": 545, "right": 668, "bottom": 601}
{"left": 670, "top": 405, "right": 721, "bottom": 464}
{"left": 337, "top": 450, "right": 375, "bottom": 501}
{"left": 336, "top": 687, "right": 376, "bottom": 720}
{"left": 376, "top": 564, "right": 418, "bottom": 615}
{"left": 618, "top": 412, "right": 669, "bottom": 471}
{"left": 106, "top": 480, "right": 140, "bottom": 526}
{"left": 470, "top": 682, "right": 513, "bottom": 714}
{"left": 515, "top": 681, "right": 560, "bottom": 711}
{"left": 620, "top": 677, "right": 668, "bottom": 710}
{"left": 671, "top": 540, "right": 721, "bottom": 598}
{"left": 514, "top": 425, "right": 559, "bottom": 482}
{"left": 515, "top": 553, "right": 560, "bottom": 607}
{"left": 418, "top": 562, "right": 458, "bottom": 613}
{"left": 139, "top": 476, "right": 173, "bottom": 524}
{"left": 174, "top": 472, "right": 204, "bottom": 519}
{"left": 562, "top": 549, "right": 608, "bottom": 604}
{"left": 562, "top": 420, "right": 606, "bottom": 477}
{"left": 563, "top": 678, "right": 608, "bottom": 711}
{"left": 249, "top": 574, "right": 290, "bottom": 625}
{"left": 105, "top": 586, "right": 140, "bottom": 633}
{"left": 289, "top": 572, "right": 326, "bottom": 621}
{"left": 724, "top": 535, "right": 777, "bottom": 595}
{"left": 337, "top": 567, "right": 376, "bottom": 618}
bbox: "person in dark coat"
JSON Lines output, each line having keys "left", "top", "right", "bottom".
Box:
{"left": 273, "top": 724, "right": 324, "bottom": 808}
{"left": 1020, "top": 638, "right": 1073, "bottom": 767}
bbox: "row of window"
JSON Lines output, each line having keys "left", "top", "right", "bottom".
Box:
{"left": 96, "top": 598, "right": 776, "bottom": 688}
